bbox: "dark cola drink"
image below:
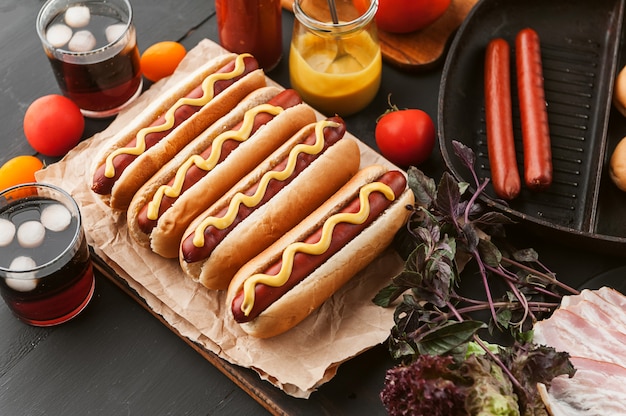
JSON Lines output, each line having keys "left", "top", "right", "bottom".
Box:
{"left": 37, "top": 0, "right": 142, "bottom": 118}
{"left": 0, "top": 185, "right": 95, "bottom": 326}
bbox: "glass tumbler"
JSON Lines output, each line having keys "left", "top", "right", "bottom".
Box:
{"left": 289, "top": 0, "right": 382, "bottom": 116}
{"left": 36, "top": 0, "right": 143, "bottom": 118}
{"left": 0, "top": 183, "right": 95, "bottom": 326}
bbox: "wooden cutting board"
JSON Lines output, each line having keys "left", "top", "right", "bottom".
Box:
{"left": 281, "top": 0, "right": 480, "bottom": 71}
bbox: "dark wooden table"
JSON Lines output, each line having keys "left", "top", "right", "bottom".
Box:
{"left": 2, "top": 0, "right": 626, "bottom": 415}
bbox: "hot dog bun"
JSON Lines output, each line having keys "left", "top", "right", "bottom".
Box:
{"left": 226, "top": 165, "right": 414, "bottom": 338}
{"left": 91, "top": 53, "right": 266, "bottom": 210}
{"left": 180, "top": 118, "right": 361, "bottom": 290}
{"left": 127, "top": 87, "right": 317, "bottom": 258}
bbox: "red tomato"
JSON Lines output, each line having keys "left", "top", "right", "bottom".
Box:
{"left": 375, "top": 0, "right": 451, "bottom": 34}
{"left": 375, "top": 104, "right": 436, "bottom": 167}
{"left": 23, "top": 95, "right": 84, "bottom": 157}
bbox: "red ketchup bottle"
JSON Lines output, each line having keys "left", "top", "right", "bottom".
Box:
{"left": 215, "top": 0, "right": 283, "bottom": 71}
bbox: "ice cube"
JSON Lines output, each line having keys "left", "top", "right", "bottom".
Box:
{"left": 0, "top": 218, "right": 16, "bottom": 247}
{"left": 40, "top": 203, "right": 72, "bottom": 232}
{"left": 6, "top": 256, "right": 38, "bottom": 291}
{"left": 17, "top": 220, "right": 46, "bottom": 248}
{"left": 46, "top": 23, "right": 73, "bottom": 48}
{"left": 68, "top": 30, "right": 97, "bottom": 52}
{"left": 105, "top": 23, "right": 127, "bottom": 44}
{"left": 64, "top": 5, "right": 91, "bottom": 28}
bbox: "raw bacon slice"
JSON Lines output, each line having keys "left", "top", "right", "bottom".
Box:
{"left": 569, "top": 356, "right": 626, "bottom": 377}
{"left": 562, "top": 288, "right": 626, "bottom": 325}
{"left": 563, "top": 300, "right": 626, "bottom": 335}
{"left": 539, "top": 358, "right": 626, "bottom": 416}
{"left": 597, "top": 286, "right": 626, "bottom": 309}
{"left": 533, "top": 308, "right": 626, "bottom": 368}
{"left": 534, "top": 286, "right": 626, "bottom": 415}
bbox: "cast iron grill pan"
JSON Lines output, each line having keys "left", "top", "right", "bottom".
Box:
{"left": 439, "top": 0, "right": 626, "bottom": 251}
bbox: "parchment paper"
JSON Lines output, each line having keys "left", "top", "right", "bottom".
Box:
{"left": 35, "top": 39, "right": 402, "bottom": 399}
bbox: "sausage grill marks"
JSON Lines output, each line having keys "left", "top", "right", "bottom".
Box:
{"left": 91, "top": 55, "right": 259, "bottom": 195}
{"left": 230, "top": 170, "right": 407, "bottom": 323}
{"left": 181, "top": 117, "right": 347, "bottom": 263}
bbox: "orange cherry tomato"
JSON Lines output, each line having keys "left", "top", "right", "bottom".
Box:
{"left": 140, "top": 41, "right": 187, "bottom": 82}
{"left": 0, "top": 155, "right": 44, "bottom": 192}
{"left": 23, "top": 95, "right": 85, "bottom": 157}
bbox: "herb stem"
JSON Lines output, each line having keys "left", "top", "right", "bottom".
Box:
{"left": 464, "top": 179, "right": 489, "bottom": 225}
{"left": 500, "top": 257, "right": 579, "bottom": 295}
{"left": 446, "top": 300, "right": 464, "bottom": 322}
{"left": 474, "top": 248, "right": 500, "bottom": 327}
{"left": 434, "top": 301, "right": 556, "bottom": 323}
{"left": 484, "top": 262, "right": 566, "bottom": 301}
{"left": 503, "top": 271, "right": 531, "bottom": 325}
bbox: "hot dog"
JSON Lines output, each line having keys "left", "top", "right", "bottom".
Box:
{"left": 516, "top": 28, "right": 552, "bottom": 190}
{"left": 127, "top": 86, "right": 317, "bottom": 258}
{"left": 90, "top": 53, "right": 266, "bottom": 210}
{"left": 179, "top": 117, "right": 361, "bottom": 290}
{"left": 225, "top": 165, "right": 414, "bottom": 338}
{"left": 485, "top": 38, "right": 521, "bottom": 200}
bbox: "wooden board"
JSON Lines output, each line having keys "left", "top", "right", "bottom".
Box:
{"left": 282, "top": 0, "right": 480, "bottom": 70}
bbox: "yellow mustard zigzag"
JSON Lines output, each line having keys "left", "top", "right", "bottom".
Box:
{"left": 191, "top": 119, "right": 340, "bottom": 247}
{"left": 239, "top": 180, "right": 395, "bottom": 317}
{"left": 104, "top": 53, "right": 251, "bottom": 178}
{"left": 146, "top": 103, "right": 284, "bottom": 220}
